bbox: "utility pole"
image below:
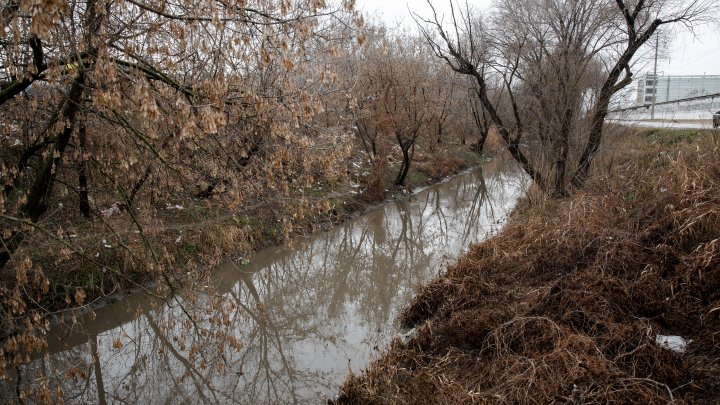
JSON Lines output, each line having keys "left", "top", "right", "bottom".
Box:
{"left": 651, "top": 34, "right": 659, "bottom": 120}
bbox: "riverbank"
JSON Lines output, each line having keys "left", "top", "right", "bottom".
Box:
{"left": 7, "top": 144, "right": 484, "bottom": 321}
{"left": 6, "top": 153, "right": 523, "bottom": 404}
{"left": 335, "top": 128, "right": 720, "bottom": 403}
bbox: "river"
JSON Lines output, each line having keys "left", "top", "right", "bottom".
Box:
{"left": 5, "top": 162, "right": 527, "bottom": 404}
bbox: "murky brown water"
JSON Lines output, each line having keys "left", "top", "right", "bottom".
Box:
{"left": 7, "top": 163, "right": 526, "bottom": 404}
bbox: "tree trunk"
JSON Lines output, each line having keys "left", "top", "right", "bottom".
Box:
{"left": 395, "top": 147, "right": 411, "bottom": 185}
{"left": 468, "top": 72, "right": 545, "bottom": 188}
{"left": 395, "top": 140, "right": 413, "bottom": 186}
{"left": 128, "top": 167, "right": 153, "bottom": 207}
{"left": 553, "top": 147, "right": 568, "bottom": 198}
{"left": 571, "top": 20, "right": 661, "bottom": 188}
{"left": 553, "top": 106, "right": 573, "bottom": 197}
{"left": 22, "top": 77, "right": 85, "bottom": 220}
{"left": 78, "top": 118, "right": 91, "bottom": 218}
{"left": 0, "top": 0, "right": 103, "bottom": 270}
{"left": 354, "top": 121, "right": 375, "bottom": 159}
{"left": 0, "top": 74, "right": 86, "bottom": 270}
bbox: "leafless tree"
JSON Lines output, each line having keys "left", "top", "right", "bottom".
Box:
{"left": 416, "top": 0, "right": 717, "bottom": 196}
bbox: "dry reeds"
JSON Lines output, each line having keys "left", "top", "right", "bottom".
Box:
{"left": 484, "top": 126, "right": 505, "bottom": 155}
{"left": 416, "top": 154, "right": 466, "bottom": 180}
{"left": 335, "top": 130, "right": 720, "bottom": 404}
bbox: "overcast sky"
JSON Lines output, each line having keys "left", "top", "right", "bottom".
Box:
{"left": 354, "top": 0, "right": 720, "bottom": 77}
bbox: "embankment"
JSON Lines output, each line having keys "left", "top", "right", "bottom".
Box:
{"left": 335, "top": 129, "right": 720, "bottom": 403}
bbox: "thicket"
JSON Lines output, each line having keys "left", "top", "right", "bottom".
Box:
{"left": 0, "top": 1, "right": 485, "bottom": 394}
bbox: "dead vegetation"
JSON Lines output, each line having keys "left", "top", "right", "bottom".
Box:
{"left": 335, "top": 128, "right": 720, "bottom": 404}
{"left": 415, "top": 154, "right": 467, "bottom": 181}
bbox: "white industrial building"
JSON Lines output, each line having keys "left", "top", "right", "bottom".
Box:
{"left": 610, "top": 95, "right": 720, "bottom": 124}
{"left": 636, "top": 74, "right": 720, "bottom": 105}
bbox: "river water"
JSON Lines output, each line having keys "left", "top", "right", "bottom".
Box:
{"left": 7, "top": 163, "right": 526, "bottom": 404}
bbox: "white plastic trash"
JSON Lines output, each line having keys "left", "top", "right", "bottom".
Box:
{"left": 655, "top": 334, "right": 692, "bottom": 353}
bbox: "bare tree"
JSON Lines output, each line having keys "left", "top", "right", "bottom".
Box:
{"left": 416, "top": 0, "right": 716, "bottom": 196}
{"left": 571, "top": 0, "right": 716, "bottom": 187}
{"left": 342, "top": 28, "right": 443, "bottom": 187}
{"left": 377, "top": 36, "right": 436, "bottom": 185}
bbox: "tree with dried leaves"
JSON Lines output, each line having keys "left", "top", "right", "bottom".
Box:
{"left": 0, "top": 0, "right": 362, "bottom": 392}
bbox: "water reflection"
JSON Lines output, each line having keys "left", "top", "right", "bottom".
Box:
{"left": 5, "top": 163, "right": 527, "bottom": 404}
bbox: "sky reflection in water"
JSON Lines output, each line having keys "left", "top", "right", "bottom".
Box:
{"left": 13, "top": 162, "right": 527, "bottom": 404}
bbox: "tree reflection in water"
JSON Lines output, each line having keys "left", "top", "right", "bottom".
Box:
{"left": 5, "top": 163, "right": 527, "bottom": 403}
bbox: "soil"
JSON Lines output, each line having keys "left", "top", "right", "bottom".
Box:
{"left": 334, "top": 128, "right": 720, "bottom": 404}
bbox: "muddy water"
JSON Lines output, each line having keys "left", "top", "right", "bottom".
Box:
{"left": 13, "top": 164, "right": 526, "bottom": 404}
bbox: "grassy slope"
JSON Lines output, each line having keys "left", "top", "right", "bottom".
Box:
{"left": 335, "top": 128, "right": 720, "bottom": 403}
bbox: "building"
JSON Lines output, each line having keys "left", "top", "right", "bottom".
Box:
{"left": 636, "top": 74, "right": 720, "bottom": 105}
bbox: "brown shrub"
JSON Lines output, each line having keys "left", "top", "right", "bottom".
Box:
{"left": 363, "top": 156, "right": 388, "bottom": 202}
{"left": 415, "top": 154, "right": 466, "bottom": 180}
{"left": 484, "top": 126, "right": 505, "bottom": 155}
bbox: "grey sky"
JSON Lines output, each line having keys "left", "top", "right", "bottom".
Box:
{"left": 355, "top": 0, "right": 720, "bottom": 77}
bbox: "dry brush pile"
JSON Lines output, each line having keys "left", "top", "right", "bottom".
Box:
{"left": 336, "top": 129, "right": 720, "bottom": 403}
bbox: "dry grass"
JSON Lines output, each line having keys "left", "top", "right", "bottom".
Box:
{"left": 335, "top": 129, "right": 720, "bottom": 404}
{"left": 484, "top": 126, "right": 506, "bottom": 155}
{"left": 364, "top": 157, "right": 389, "bottom": 202}
{"left": 415, "top": 154, "right": 467, "bottom": 180}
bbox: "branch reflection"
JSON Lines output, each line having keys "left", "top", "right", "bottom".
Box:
{"left": 5, "top": 164, "right": 528, "bottom": 403}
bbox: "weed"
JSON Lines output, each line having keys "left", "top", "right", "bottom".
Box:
{"left": 182, "top": 243, "right": 197, "bottom": 254}
{"left": 623, "top": 191, "right": 637, "bottom": 203}
{"left": 405, "top": 170, "right": 424, "bottom": 185}
{"left": 648, "top": 128, "right": 703, "bottom": 146}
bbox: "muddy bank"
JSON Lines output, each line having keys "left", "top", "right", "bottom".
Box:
{"left": 335, "top": 129, "right": 720, "bottom": 403}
